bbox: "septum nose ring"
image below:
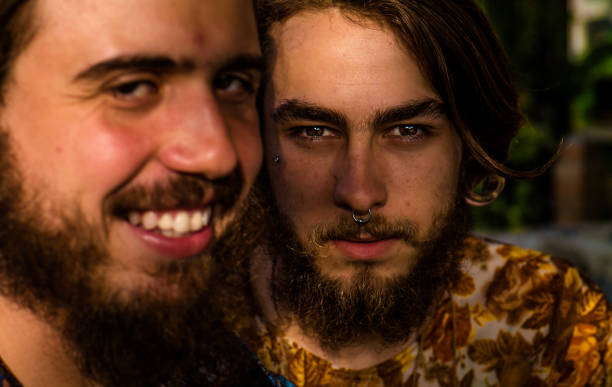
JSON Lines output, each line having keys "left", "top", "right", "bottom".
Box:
{"left": 352, "top": 208, "right": 372, "bottom": 224}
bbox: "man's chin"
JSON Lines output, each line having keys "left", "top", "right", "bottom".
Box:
{"left": 318, "top": 262, "right": 414, "bottom": 291}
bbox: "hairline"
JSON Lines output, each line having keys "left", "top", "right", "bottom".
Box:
{"left": 1, "top": 0, "right": 40, "bottom": 105}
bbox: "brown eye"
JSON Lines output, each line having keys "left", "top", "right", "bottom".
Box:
{"left": 305, "top": 127, "right": 324, "bottom": 136}
{"left": 398, "top": 125, "right": 418, "bottom": 136}
{"left": 214, "top": 73, "right": 256, "bottom": 103}
{"left": 111, "top": 80, "right": 158, "bottom": 100}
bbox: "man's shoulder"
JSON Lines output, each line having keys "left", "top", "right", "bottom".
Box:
{"left": 453, "top": 235, "right": 610, "bottom": 330}
{"left": 442, "top": 235, "right": 612, "bottom": 386}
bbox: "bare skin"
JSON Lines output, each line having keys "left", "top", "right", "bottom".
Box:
{"left": 256, "top": 9, "right": 463, "bottom": 369}
{"left": 0, "top": 0, "right": 262, "bottom": 385}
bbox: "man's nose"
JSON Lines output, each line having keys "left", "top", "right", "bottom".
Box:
{"left": 333, "top": 149, "right": 386, "bottom": 213}
{"left": 155, "top": 90, "right": 238, "bottom": 180}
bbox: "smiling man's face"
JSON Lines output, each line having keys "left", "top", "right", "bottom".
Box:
{"left": 0, "top": 0, "right": 262, "bottom": 383}
{"left": 263, "top": 9, "right": 463, "bottom": 285}
{"left": 1, "top": 0, "right": 262, "bottom": 297}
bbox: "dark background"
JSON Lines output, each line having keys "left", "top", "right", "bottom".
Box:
{"left": 475, "top": 0, "right": 612, "bottom": 295}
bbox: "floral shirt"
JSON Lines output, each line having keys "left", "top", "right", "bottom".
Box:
{"left": 255, "top": 236, "right": 612, "bottom": 386}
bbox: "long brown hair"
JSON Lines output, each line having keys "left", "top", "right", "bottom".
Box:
{"left": 256, "top": 0, "right": 557, "bottom": 184}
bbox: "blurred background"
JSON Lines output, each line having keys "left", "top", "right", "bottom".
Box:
{"left": 474, "top": 0, "right": 612, "bottom": 296}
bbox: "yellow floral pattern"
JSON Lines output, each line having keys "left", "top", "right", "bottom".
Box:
{"left": 255, "top": 236, "right": 612, "bottom": 386}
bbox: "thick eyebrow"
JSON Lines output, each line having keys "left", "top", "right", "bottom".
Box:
{"left": 272, "top": 99, "right": 348, "bottom": 129}
{"left": 73, "top": 55, "right": 195, "bottom": 82}
{"left": 73, "top": 53, "right": 264, "bottom": 82}
{"left": 219, "top": 53, "right": 265, "bottom": 74}
{"left": 371, "top": 99, "right": 446, "bottom": 128}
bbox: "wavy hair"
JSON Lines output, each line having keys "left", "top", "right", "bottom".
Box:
{"left": 256, "top": 0, "right": 557, "bottom": 185}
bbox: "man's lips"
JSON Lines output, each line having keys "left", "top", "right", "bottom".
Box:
{"left": 123, "top": 207, "right": 214, "bottom": 259}
{"left": 333, "top": 238, "right": 399, "bottom": 260}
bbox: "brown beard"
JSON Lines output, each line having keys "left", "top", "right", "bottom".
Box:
{"left": 262, "top": 176, "right": 471, "bottom": 351}
{"left": 0, "top": 130, "right": 268, "bottom": 386}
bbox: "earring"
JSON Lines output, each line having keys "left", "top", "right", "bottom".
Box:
{"left": 273, "top": 155, "right": 280, "bottom": 164}
{"left": 465, "top": 173, "right": 505, "bottom": 206}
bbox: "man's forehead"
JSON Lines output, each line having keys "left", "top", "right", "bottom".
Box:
{"left": 30, "top": 0, "right": 260, "bottom": 65}
{"left": 267, "top": 9, "right": 438, "bottom": 128}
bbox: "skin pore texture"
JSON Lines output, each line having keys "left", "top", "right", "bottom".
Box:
{"left": 0, "top": 0, "right": 263, "bottom": 386}
{"left": 252, "top": 8, "right": 471, "bottom": 369}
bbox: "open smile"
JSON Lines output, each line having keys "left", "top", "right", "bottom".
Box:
{"left": 127, "top": 208, "right": 212, "bottom": 237}
{"left": 122, "top": 206, "right": 215, "bottom": 259}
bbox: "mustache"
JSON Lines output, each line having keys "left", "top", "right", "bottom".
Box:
{"left": 107, "top": 171, "right": 244, "bottom": 215}
{"left": 308, "top": 214, "right": 419, "bottom": 249}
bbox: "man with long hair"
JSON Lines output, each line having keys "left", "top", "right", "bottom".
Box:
{"left": 249, "top": 1, "right": 612, "bottom": 385}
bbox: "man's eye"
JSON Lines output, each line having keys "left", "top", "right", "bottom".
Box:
{"left": 392, "top": 125, "right": 418, "bottom": 136}
{"left": 291, "top": 126, "right": 338, "bottom": 140}
{"left": 293, "top": 126, "right": 338, "bottom": 140}
{"left": 110, "top": 80, "right": 159, "bottom": 100}
{"left": 386, "top": 124, "right": 429, "bottom": 140}
{"left": 214, "top": 73, "right": 256, "bottom": 102}
{"left": 304, "top": 126, "right": 326, "bottom": 137}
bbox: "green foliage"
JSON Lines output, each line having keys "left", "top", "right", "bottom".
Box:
{"left": 571, "top": 43, "right": 612, "bottom": 128}
{"left": 473, "top": 126, "right": 557, "bottom": 231}
{"left": 471, "top": 1, "right": 568, "bottom": 230}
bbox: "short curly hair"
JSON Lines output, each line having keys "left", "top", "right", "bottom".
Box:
{"left": 256, "top": 0, "right": 554, "bottom": 185}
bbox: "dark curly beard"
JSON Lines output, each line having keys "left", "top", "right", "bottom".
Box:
{"left": 0, "top": 129, "right": 269, "bottom": 386}
{"left": 264, "top": 177, "right": 471, "bottom": 351}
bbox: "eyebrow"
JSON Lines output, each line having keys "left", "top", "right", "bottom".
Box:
{"left": 371, "top": 99, "right": 446, "bottom": 128}
{"left": 73, "top": 53, "right": 265, "bottom": 82}
{"left": 272, "top": 98, "right": 445, "bottom": 130}
{"left": 272, "top": 99, "right": 348, "bottom": 129}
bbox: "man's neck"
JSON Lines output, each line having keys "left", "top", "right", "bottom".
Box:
{"left": 250, "top": 250, "right": 415, "bottom": 370}
{"left": 0, "top": 297, "right": 93, "bottom": 387}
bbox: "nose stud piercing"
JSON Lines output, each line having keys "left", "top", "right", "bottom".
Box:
{"left": 273, "top": 155, "right": 280, "bottom": 164}
{"left": 352, "top": 208, "right": 372, "bottom": 224}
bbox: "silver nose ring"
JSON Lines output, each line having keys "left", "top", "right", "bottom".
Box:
{"left": 352, "top": 208, "right": 372, "bottom": 224}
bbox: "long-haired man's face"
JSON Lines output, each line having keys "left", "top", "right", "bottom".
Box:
{"left": 263, "top": 8, "right": 464, "bottom": 285}
{"left": 261, "top": 8, "right": 469, "bottom": 348}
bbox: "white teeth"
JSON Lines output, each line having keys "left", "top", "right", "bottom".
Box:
{"left": 202, "top": 208, "right": 211, "bottom": 227}
{"left": 174, "top": 211, "right": 190, "bottom": 234}
{"left": 158, "top": 213, "right": 173, "bottom": 231}
{"left": 142, "top": 211, "right": 158, "bottom": 230}
{"left": 128, "top": 212, "right": 141, "bottom": 225}
{"left": 190, "top": 211, "right": 203, "bottom": 231}
{"left": 162, "top": 229, "right": 175, "bottom": 237}
{"left": 126, "top": 208, "right": 211, "bottom": 236}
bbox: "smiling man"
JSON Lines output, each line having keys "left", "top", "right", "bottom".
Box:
{"left": 250, "top": 0, "right": 612, "bottom": 386}
{"left": 0, "top": 0, "right": 276, "bottom": 386}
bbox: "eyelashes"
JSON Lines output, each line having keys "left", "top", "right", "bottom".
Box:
{"left": 284, "top": 123, "right": 433, "bottom": 145}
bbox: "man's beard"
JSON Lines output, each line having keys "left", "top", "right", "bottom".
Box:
{"left": 0, "top": 130, "right": 265, "bottom": 386}
{"left": 265, "top": 183, "right": 471, "bottom": 351}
